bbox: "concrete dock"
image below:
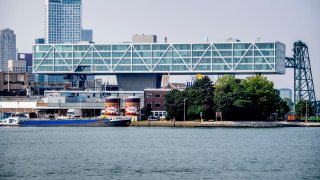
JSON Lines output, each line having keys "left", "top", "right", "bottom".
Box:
{"left": 131, "top": 120, "right": 320, "bottom": 128}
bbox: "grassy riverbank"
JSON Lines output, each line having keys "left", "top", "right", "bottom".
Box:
{"left": 131, "top": 120, "right": 320, "bottom": 127}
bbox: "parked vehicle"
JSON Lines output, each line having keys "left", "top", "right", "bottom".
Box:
{"left": 67, "top": 109, "right": 82, "bottom": 118}
{"left": 287, "top": 114, "right": 300, "bottom": 121}
{"left": 148, "top": 115, "right": 160, "bottom": 121}
{"left": 100, "top": 110, "right": 107, "bottom": 119}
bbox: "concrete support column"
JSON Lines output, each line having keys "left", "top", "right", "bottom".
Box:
{"left": 116, "top": 73, "right": 162, "bottom": 91}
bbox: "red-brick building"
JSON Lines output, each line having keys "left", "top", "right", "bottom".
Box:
{"left": 143, "top": 83, "right": 187, "bottom": 118}
{"left": 144, "top": 89, "right": 171, "bottom": 118}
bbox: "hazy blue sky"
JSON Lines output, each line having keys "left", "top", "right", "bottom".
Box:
{"left": 0, "top": 0, "right": 319, "bottom": 99}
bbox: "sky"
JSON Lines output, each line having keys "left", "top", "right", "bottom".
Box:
{"left": 0, "top": 0, "right": 319, "bottom": 99}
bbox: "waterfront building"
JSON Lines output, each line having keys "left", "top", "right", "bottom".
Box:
{"left": 28, "top": 66, "right": 35, "bottom": 83}
{"left": 8, "top": 60, "right": 26, "bottom": 73}
{"left": 33, "top": 41, "right": 286, "bottom": 91}
{"left": 0, "top": 97, "right": 37, "bottom": 117}
{"left": 0, "top": 72, "right": 29, "bottom": 95}
{"left": 144, "top": 89, "right": 170, "bottom": 118}
{"left": 44, "top": 0, "right": 82, "bottom": 44}
{"left": 0, "top": 28, "right": 16, "bottom": 72}
{"left": 35, "top": 90, "right": 144, "bottom": 118}
{"left": 30, "top": 74, "right": 95, "bottom": 95}
{"left": 81, "top": 29, "right": 93, "bottom": 42}
{"left": 162, "top": 83, "right": 186, "bottom": 90}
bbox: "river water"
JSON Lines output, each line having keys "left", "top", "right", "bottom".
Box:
{"left": 0, "top": 127, "right": 319, "bottom": 180}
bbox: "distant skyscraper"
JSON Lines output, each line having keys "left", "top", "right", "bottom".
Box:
{"left": 8, "top": 60, "right": 26, "bottom": 73}
{"left": 44, "top": 0, "right": 82, "bottom": 44}
{"left": 18, "top": 53, "right": 34, "bottom": 82}
{"left": 81, "top": 29, "right": 93, "bottom": 42}
{"left": 279, "top": 88, "right": 293, "bottom": 100}
{"left": 35, "top": 38, "right": 45, "bottom": 44}
{"left": 18, "top": 53, "right": 32, "bottom": 69}
{"left": 0, "top": 28, "right": 16, "bottom": 72}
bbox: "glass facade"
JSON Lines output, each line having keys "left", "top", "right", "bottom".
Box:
{"left": 0, "top": 28, "right": 16, "bottom": 72}
{"left": 33, "top": 42, "right": 286, "bottom": 74}
{"left": 44, "top": 0, "right": 82, "bottom": 44}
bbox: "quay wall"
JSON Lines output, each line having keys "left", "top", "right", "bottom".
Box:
{"left": 131, "top": 121, "right": 320, "bottom": 127}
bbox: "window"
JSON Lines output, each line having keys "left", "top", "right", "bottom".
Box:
{"left": 155, "top": 103, "right": 160, "bottom": 108}
{"left": 147, "top": 103, "right": 152, "bottom": 108}
{"left": 155, "top": 94, "right": 160, "bottom": 98}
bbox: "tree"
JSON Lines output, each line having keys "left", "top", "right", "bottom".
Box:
{"left": 185, "top": 76, "right": 214, "bottom": 120}
{"left": 278, "top": 97, "right": 291, "bottom": 118}
{"left": 233, "top": 99, "right": 255, "bottom": 120}
{"left": 241, "top": 75, "right": 285, "bottom": 120}
{"left": 213, "top": 75, "right": 243, "bottom": 120}
{"left": 165, "top": 74, "right": 286, "bottom": 121}
{"left": 164, "top": 75, "right": 214, "bottom": 121}
{"left": 295, "top": 100, "right": 314, "bottom": 117}
{"left": 282, "top": 97, "right": 293, "bottom": 111}
{"left": 164, "top": 89, "right": 186, "bottom": 120}
{"left": 187, "top": 105, "right": 204, "bottom": 120}
{"left": 141, "top": 106, "right": 152, "bottom": 120}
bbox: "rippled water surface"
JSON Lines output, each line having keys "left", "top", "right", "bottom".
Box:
{"left": 1, "top": 127, "right": 320, "bottom": 180}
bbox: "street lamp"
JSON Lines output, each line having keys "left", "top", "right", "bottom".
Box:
{"left": 317, "top": 103, "right": 319, "bottom": 123}
{"left": 300, "top": 102, "right": 302, "bottom": 117}
{"left": 184, "top": 98, "right": 187, "bottom": 121}
{"left": 7, "top": 69, "right": 10, "bottom": 91}
{"left": 305, "top": 101, "right": 308, "bottom": 123}
{"left": 317, "top": 102, "right": 319, "bottom": 123}
{"left": 17, "top": 101, "right": 19, "bottom": 114}
{"left": 58, "top": 99, "right": 60, "bottom": 116}
{"left": 79, "top": 97, "right": 82, "bottom": 118}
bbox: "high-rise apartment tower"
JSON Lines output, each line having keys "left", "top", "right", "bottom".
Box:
{"left": 44, "top": 0, "right": 82, "bottom": 44}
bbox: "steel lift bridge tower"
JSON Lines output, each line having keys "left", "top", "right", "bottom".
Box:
{"left": 285, "top": 41, "right": 319, "bottom": 113}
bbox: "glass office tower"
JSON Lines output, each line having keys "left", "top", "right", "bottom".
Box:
{"left": 0, "top": 28, "right": 16, "bottom": 72}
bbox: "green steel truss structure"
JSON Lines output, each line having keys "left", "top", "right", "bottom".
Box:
{"left": 285, "top": 41, "right": 316, "bottom": 103}
{"left": 285, "top": 41, "right": 318, "bottom": 114}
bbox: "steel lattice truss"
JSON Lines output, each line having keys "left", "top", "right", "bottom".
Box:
{"left": 33, "top": 42, "right": 285, "bottom": 74}
{"left": 285, "top": 41, "right": 316, "bottom": 103}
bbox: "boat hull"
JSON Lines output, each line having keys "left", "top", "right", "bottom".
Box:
{"left": 110, "top": 119, "right": 131, "bottom": 127}
{"left": 20, "top": 119, "right": 131, "bottom": 127}
{"left": 0, "top": 124, "right": 20, "bottom": 127}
